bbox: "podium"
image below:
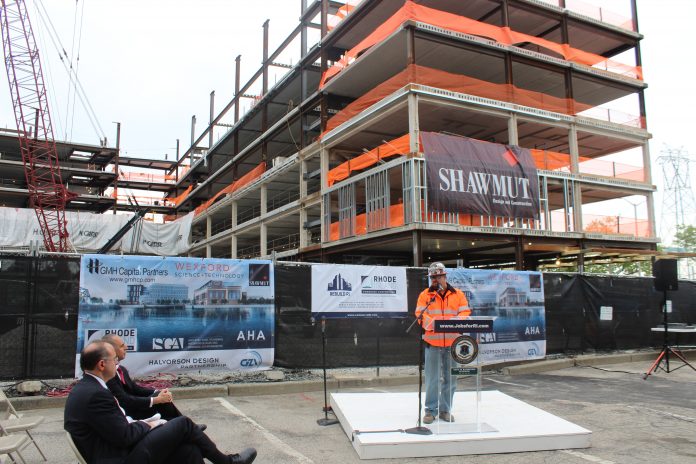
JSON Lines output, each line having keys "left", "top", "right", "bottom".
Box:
{"left": 329, "top": 315, "right": 592, "bottom": 459}
{"left": 427, "top": 316, "right": 496, "bottom": 435}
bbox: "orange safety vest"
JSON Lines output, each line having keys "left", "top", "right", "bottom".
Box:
{"left": 415, "top": 284, "right": 471, "bottom": 347}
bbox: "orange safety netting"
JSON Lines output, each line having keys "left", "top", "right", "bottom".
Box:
{"left": 319, "top": 0, "right": 641, "bottom": 87}
{"left": 327, "top": 134, "right": 413, "bottom": 186}
{"left": 329, "top": 203, "right": 406, "bottom": 241}
{"left": 193, "top": 162, "right": 266, "bottom": 216}
{"left": 327, "top": 1, "right": 361, "bottom": 31}
{"left": 324, "top": 64, "right": 594, "bottom": 135}
{"left": 168, "top": 185, "right": 193, "bottom": 206}
{"left": 327, "top": 132, "right": 642, "bottom": 187}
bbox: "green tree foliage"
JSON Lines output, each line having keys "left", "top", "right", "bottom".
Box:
{"left": 674, "top": 225, "right": 696, "bottom": 251}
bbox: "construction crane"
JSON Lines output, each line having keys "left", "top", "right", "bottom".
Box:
{"left": 0, "top": 0, "right": 74, "bottom": 252}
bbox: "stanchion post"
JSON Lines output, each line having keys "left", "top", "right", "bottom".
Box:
{"left": 317, "top": 317, "right": 339, "bottom": 426}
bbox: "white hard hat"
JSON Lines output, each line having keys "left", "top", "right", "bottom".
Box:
{"left": 428, "top": 262, "right": 447, "bottom": 277}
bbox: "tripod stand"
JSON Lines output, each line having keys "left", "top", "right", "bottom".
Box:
{"left": 643, "top": 289, "right": 696, "bottom": 380}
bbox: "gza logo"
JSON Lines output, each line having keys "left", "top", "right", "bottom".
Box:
{"left": 240, "top": 351, "right": 262, "bottom": 368}
{"left": 152, "top": 338, "right": 184, "bottom": 350}
{"left": 87, "top": 258, "right": 101, "bottom": 274}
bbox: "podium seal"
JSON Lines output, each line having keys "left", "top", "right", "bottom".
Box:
{"left": 451, "top": 335, "right": 478, "bottom": 364}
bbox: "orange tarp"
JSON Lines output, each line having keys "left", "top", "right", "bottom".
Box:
{"left": 320, "top": 0, "right": 641, "bottom": 87}
{"left": 327, "top": 134, "right": 412, "bottom": 186}
{"left": 324, "top": 64, "right": 594, "bottom": 135}
{"left": 193, "top": 162, "right": 266, "bottom": 216}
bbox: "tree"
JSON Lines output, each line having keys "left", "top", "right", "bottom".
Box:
{"left": 674, "top": 225, "right": 696, "bottom": 251}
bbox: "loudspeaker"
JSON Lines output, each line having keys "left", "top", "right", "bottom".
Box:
{"left": 653, "top": 259, "right": 678, "bottom": 291}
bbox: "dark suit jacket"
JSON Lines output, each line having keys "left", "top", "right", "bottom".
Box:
{"left": 107, "top": 365, "right": 181, "bottom": 420}
{"left": 64, "top": 374, "right": 150, "bottom": 463}
{"left": 106, "top": 365, "right": 156, "bottom": 415}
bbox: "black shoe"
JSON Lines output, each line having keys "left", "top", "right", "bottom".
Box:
{"left": 196, "top": 423, "right": 208, "bottom": 432}
{"left": 228, "top": 447, "right": 257, "bottom": 464}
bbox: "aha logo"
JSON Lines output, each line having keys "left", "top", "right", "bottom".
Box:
{"left": 152, "top": 338, "right": 184, "bottom": 350}
{"left": 240, "top": 351, "right": 262, "bottom": 368}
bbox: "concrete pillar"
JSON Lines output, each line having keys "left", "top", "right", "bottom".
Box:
{"left": 508, "top": 113, "right": 518, "bottom": 145}
{"left": 230, "top": 234, "right": 237, "bottom": 259}
{"left": 231, "top": 201, "right": 238, "bottom": 228}
{"left": 642, "top": 140, "right": 652, "bottom": 184}
{"left": 260, "top": 184, "right": 268, "bottom": 215}
{"left": 260, "top": 224, "right": 267, "bottom": 257}
{"left": 408, "top": 93, "right": 420, "bottom": 153}
{"left": 569, "top": 125, "right": 580, "bottom": 174}
{"left": 205, "top": 245, "right": 212, "bottom": 258}
{"left": 206, "top": 216, "right": 212, "bottom": 239}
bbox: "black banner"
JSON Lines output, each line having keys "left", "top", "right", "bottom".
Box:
{"left": 423, "top": 132, "right": 540, "bottom": 219}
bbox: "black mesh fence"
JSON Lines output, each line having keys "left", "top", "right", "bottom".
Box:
{"left": 2, "top": 256, "right": 696, "bottom": 379}
{"left": 0, "top": 256, "right": 80, "bottom": 379}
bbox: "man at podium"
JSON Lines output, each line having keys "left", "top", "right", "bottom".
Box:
{"left": 416, "top": 262, "right": 471, "bottom": 424}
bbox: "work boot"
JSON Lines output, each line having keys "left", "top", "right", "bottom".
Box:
{"left": 228, "top": 447, "right": 257, "bottom": 464}
{"left": 438, "top": 412, "right": 454, "bottom": 422}
{"left": 423, "top": 412, "right": 435, "bottom": 424}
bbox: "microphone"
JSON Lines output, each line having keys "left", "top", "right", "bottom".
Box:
{"left": 437, "top": 282, "right": 444, "bottom": 292}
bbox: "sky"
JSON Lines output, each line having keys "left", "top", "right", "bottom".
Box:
{"left": 0, "top": 0, "right": 694, "bottom": 238}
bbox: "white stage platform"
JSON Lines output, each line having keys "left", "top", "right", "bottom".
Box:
{"left": 331, "top": 390, "right": 591, "bottom": 460}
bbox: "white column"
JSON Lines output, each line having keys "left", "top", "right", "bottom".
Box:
{"left": 260, "top": 224, "right": 267, "bottom": 257}
{"left": 569, "top": 125, "right": 580, "bottom": 174}
{"left": 408, "top": 93, "right": 420, "bottom": 153}
{"left": 508, "top": 113, "right": 518, "bottom": 145}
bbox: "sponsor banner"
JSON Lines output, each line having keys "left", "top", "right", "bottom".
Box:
{"left": 76, "top": 255, "right": 274, "bottom": 377}
{"left": 74, "top": 349, "right": 273, "bottom": 377}
{"left": 311, "top": 264, "right": 407, "bottom": 318}
{"left": 422, "top": 132, "right": 540, "bottom": 219}
{"left": 446, "top": 268, "right": 546, "bottom": 363}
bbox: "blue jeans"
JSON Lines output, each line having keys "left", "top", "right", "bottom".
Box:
{"left": 424, "top": 344, "right": 456, "bottom": 415}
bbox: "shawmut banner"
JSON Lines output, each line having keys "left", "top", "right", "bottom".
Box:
{"left": 423, "top": 133, "right": 540, "bottom": 219}
{"left": 76, "top": 255, "right": 274, "bottom": 377}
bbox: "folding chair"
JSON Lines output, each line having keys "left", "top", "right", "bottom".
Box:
{"left": 65, "top": 431, "right": 87, "bottom": 464}
{"left": 0, "top": 389, "right": 46, "bottom": 461}
{"left": 0, "top": 433, "right": 29, "bottom": 464}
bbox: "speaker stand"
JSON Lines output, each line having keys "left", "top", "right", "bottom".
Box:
{"left": 643, "top": 289, "right": 696, "bottom": 379}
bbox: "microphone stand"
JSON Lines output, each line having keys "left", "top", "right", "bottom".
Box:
{"left": 405, "top": 292, "right": 437, "bottom": 435}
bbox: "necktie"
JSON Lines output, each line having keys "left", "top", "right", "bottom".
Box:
{"left": 117, "top": 366, "right": 126, "bottom": 384}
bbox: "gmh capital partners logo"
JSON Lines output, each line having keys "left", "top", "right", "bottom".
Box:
{"left": 327, "top": 273, "right": 352, "bottom": 296}
{"left": 240, "top": 351, "right": 262, "bottom": 368}
{"left": 87, "top": 258, "right": 102, "bottom": 274}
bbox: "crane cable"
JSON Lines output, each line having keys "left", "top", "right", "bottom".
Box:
{"left": 66, "top": 0, "right": 86, "bottom": 141}
{"left": 35, "top": 0, "right": 106, "bottom": 142}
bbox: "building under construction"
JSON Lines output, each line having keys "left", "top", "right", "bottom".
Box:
{"left": 0, "top": 0, "right": 659, "bottom": 269}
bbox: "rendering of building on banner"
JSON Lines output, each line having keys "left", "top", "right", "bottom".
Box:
{"left": 76, "top": 255, "right": 274, "bottom": 377}
{"left": 447, "top": 268, "right": 545, "bottom": 363}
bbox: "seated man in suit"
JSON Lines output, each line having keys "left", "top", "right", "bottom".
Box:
{"left": 64, "top": 341, "right": 257, "bottom": 464}
{"left": 103, "top": 333, "right": 182, "bottom": 421}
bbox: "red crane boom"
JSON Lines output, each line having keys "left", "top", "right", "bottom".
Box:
{"left": 1, "top": 0, "right": 73, "bottom": 252}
